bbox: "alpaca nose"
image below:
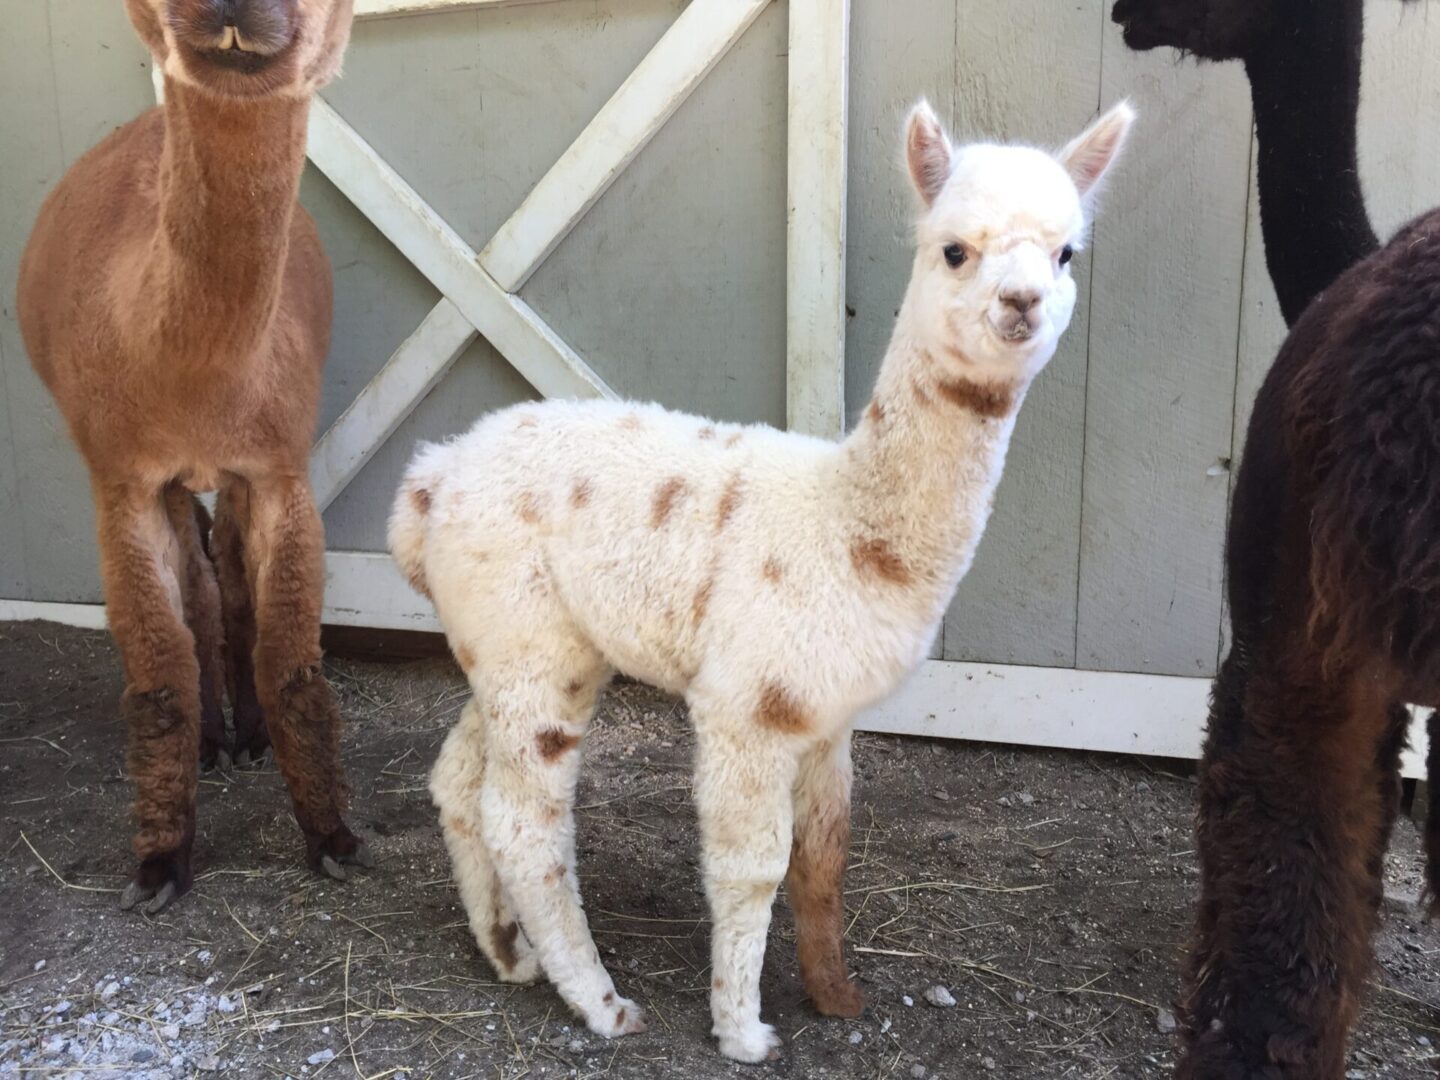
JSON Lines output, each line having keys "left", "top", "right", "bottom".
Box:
{"left": 999, "top": 288, "right": 1041, "bottom": 314}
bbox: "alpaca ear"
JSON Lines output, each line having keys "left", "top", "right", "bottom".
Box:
{"left": 905, "top": 99, "right": 954, "bottom": 207}
{"left": 1058, "top": 100, "right": 1136, "bottom": 198}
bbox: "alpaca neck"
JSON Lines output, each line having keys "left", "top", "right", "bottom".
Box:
{"left": 839, "top": 297, "right": 1024, "bottom": 617}
{"left": 151, "top": 76, "right": 310, "bottom": 360}
{"left": 1245, "top": 0, "right": 1376, "bottom": 326}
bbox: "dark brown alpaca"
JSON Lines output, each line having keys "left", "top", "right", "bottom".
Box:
{"left": 1114, "top": 1, "right": 1434, "bottom": 1076}
{"left": 16, "top": 0, "right": 368, "bottom": 914}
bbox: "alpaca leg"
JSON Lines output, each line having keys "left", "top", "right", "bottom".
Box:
{"left": 431, "top": 697, "right": 539, "bottom": 984}
{"left": 94, "top": 481, "right": 201, "bottom": 914}
{"left": 694, "top": 721, "right": 798, "bottom": 1062}
{"left": 1179, "top": 657, "right": 1397, "bottom": 1080}
{"left": 477, "top": 670, "right": 645, "bottom": 1038}
{"left": 243, "top": 473, "right": 366, "bottom": 876}
{"left": 787, "top": 734, "right": 863, "bottom": 1017}
{"left": 164, "top": 488, "right": 227, "bottom": 770}
{"left": 212, "top": 483, "right": 268, "bottom": 765}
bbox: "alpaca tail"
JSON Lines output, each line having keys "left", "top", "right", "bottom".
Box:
{"left": 388, "top": 440, "right": 448, "bottom": 601}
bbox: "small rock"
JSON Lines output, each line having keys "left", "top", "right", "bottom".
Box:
{"left": 997, "top": 796, "right": 1012, "bottom": 808}
{"left": 197, "top": 950, "right": 213, "bottom": 965}
{"left": 848, "top": 1031, "right": 863, "bottom": 1045}
{"left": 1420, "top": 1035, "right": 1432, "bottom": 1048}
{"left": 160, "top": 1023, "right": 181, "bottom": 1041}
{"left": 932, "top": 790, "right": 950, "bottom": 802}
{"left": 1156, "top": 1008, "right": 1178, "bottom": 1035}
{"left": 195, "top": 1054, "right": 224, "bottom": 1072}
{"left": 52, "top": 1001, "right": 72, "bottom": 1016}
{"left": 1345, "top": 1071, "right": 1366, "bottom": 1080}
{"left": 216, "top": 995, "right": 237, "bottom": 1014}
{"left": 983, "top": 1057, "right": 997, "bottom": 1070}
{"left": 909, "top": 1066, "right": 926, "bottom": 1079}
{"left": 132, "top": 1049, "right": 157, "bottom": 1064}
{"left": 100, "top": 981, "right": 121, "bottom": 1001}
{"left": 33, "top": 960, "right": 47, "bottom": 973}
{"left": 1016, "top": 792, "right": 1035, "bottom": 806}
{"left": 923, "top": 985, "right": 956, "bottom": 1008}
{"left": 902, "top": 995, "right": 914, "bottom": 1007}
{"left": 567, "top": 1038, "right": 585, "bottom": 1053}
{"left": 880, "top": 1017, "right": 892, "bottom": 1033}
{"left": 307, "top": 1049, "right": 336, "bottom": 1067}
{"left": 1013, "top": 990, "right": 1025, "bottom": 1004}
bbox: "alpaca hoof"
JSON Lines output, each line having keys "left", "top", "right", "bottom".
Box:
{"left": 810, "top": 977, "right": 865, "bottom": 1018}
{"left": 120, "top": 879, "right": 179, "bottom": 916}
{"left": 234, "top": 746, "right": 270, "bottom": 770}
{"left": 715, "top": 1021, "right": 781, "bottom": 1063}
{"left": 307, "top": 826, "right": 373, "bottom": 881}
{"left": 589, "top": 997, "right": 648, "bottom": 1039}
{"left": 201, "top": 746, "right": 232, "bottom": 773}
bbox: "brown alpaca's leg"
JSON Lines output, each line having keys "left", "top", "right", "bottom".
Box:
{"left": 1179, "top": 654, "right": 1398, "bottom": 1080}
{"left": 787, "top": 735, "right": 864, "bottom": 1018}
{"left": 244, "top": 473, "right": 368, "bottom": 877}
{"left": 164, "top": 487, "right": 228, "bottom": 770}
{"left": 212, "top": 482, "right": 269, "bottom": 765}
{"left": 95, "top": 481, "right": 201, "bottom": 914}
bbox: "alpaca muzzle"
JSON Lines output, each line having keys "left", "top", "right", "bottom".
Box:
{"left": 168, "top": 0, "right": 296, "bottom": 57}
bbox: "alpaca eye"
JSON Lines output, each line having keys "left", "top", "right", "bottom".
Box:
{"left": 1059, "top": 245, "right": 1074, "bottom": 267}
{"left": 943, "top": 243, "right": 966, "bottom": 268}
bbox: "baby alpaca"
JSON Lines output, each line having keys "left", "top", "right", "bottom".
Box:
{"left": 393, "top": 101, "right": 1133, "bottom": 1061}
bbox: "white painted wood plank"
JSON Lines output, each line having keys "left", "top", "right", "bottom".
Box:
{"left": 355, "top": 0, "right": 564, "bottom": 19}
{"left": 310, "top": 298, "right": 476, "bottom": 512}
{"left": 940, "top": 0, "right": 1104, "bottom": 667}
{"left": 0, "top": 600, "right": 109, "bottom": 630}
{"left": 785, "top": 0, "right": 849, "bottom": 440}
{"left": 859, "top": 658, "right": 1430, "bottom": 779}
{"left": 307, "top": 96, "right": 617, "bottom": 402}
{"left": 1076, "top": 27, "right": 1253, "bottom": 677}
{"left": 323, "top": 551, "right": 442, "bottom": 631}
{"left": 479, "top": 0, "right": 770, "bottom": 293}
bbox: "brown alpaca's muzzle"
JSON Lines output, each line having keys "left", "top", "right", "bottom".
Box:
{"left": 167, "top": 0, "right": 297, "bottom": 58}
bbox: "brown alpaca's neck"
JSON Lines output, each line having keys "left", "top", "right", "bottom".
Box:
{"left": 153, "top": 77, "right": 310, "bottom": 359}
{"left": 1245, "top": 0, "right": 1375, "bottom": 326}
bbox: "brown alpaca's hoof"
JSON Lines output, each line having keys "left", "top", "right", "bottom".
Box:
{"left": 306, "top": 824, "right": 375, "bottom": 881}
{"left": 809, "top": 977, "right": 865, "bottom": 1018}
{"left": 233, "top": 701, "right": 271, "bottom": 767}
{"left": 120, "top": 847, "right": 193, "bottom": 916}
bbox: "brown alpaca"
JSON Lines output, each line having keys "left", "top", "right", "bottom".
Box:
{"left": 16, "top": 0, "right": 368, "bottom": 914}
{"left": 1114, "top": 2, "right": 1435, "bottom": 1075}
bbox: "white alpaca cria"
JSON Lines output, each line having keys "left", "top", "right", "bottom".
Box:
{"left": 392, "top": 99, "right": 1133, "bottom": 1062}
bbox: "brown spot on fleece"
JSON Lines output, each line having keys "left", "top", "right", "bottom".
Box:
{"left": 536, "top": 727, "right": 580, "bottom": 761}
{"left": 933, "top": 375, "right": 1018, "bottom": 418}
{"left": 849, "top": 537, "right": 913, "bottom": 587}
{"left": 716, "top": 475, "right": 743, "bottom": 530}
{"left": 650, "top": 477, "right": 688, "bottom": 528}
{"left": 755, "top": 681, "right": 810, "bottom": 734}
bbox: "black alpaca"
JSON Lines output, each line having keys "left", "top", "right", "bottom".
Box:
{"left": 1114, "top": 2, "right": 1435, "bottom": 1077}
{"left": 1114, "top": 0, "right": 1379, "bottom": 323}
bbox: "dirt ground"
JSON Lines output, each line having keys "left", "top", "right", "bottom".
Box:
{"left": 2, "top": 621, "right": 1438, "bottom": 1079}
